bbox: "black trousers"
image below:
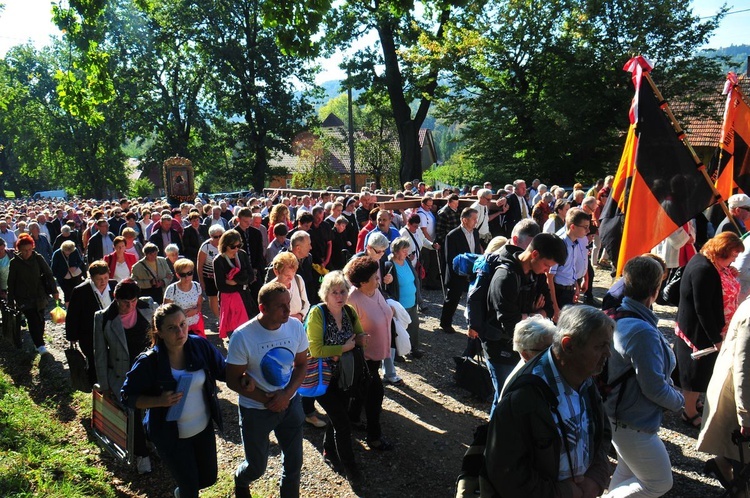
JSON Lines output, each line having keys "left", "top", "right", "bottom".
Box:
{"left": 348, "top": 359, "right": 384, "bottom": 442}
{"left": 421, "top": 247, "right": 442, "bottom": 290}
{"left": 440, "top": 277, "right": 469, "bottom": 329}
{"left": 585, "top": 262, "right": 594, "bottom": 299}
{"left": 554, "top": 284, "right": 577, "bottom": 309}
{"left": 316, "top": 382, "right": 356, "bottom": 467}
{"left": 21, "top": 307, "right": 45, "bottom": 347}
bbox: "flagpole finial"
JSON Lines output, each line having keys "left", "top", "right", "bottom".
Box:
{"left": 623, "top": 55, "right": 654, "bottom": 74}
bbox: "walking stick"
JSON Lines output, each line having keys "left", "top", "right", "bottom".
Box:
{"left": 435, "top": 246, "right": 447, "bottom": 301}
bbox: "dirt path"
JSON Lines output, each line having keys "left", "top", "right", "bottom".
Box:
{"left": 0, "top": 267, "right": 728, "bottom": 497}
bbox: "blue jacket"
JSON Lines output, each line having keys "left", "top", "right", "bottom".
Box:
{"left": 604, "top": 297, "right": 684, "bottom": 433}
{"left": 121, "top": 335, "right": 227, "bottom": 442}
{"left": 50, "top": 248, "right": 85, "bottom": 284}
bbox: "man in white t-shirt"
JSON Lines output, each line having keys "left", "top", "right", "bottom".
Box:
{"left": 226, "top": 282, "right": 309, "bottom": 498}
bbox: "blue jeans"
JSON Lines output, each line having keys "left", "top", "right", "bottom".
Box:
{"left": 383, "top": 348, "right": 398, "bottom": 381}
{"left": 154, "top": 422, "right": 217, "bottom": 498}
{"left": 483, "top": 340, "right": 520, "bottom": 419}
{"left": 236, "top": 395, "right": 304, "bottom": 498}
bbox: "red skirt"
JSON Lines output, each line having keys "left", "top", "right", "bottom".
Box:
{"left": 218, "top": 292, "right": 249, "bottom": 338}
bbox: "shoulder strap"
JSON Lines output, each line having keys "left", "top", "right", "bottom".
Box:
{"left": 405, "top": 229, "right": 420, "bottom": 259}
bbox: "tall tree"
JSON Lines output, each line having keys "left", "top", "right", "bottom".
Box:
{"left": 325, "top": 0, "right": 475, "bottom": 184}
{"left": 1, "top": 45, "right": 127, "bottom": 197}
{"left": 439, "top": 0, "right": 725, "bottom": 184}
{"left": 107, "top": 0, "right": 215, "bottom": 165}
{"left": 192, "top": 0, "right": 319, "bottom": 192}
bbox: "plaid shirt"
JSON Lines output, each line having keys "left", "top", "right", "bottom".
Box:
{"left": 435, "top": 205, "right": 461, "bottom": 246}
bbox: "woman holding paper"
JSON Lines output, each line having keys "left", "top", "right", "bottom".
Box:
{"left": 121, "top": 303, "right": 227, "bottom": 498}
{"left": 675, "top": 232, "right": 743, "bottom": 428}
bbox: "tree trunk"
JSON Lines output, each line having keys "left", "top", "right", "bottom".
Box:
{"left": 394, "top": 121, "right": 420, "bottom": 185}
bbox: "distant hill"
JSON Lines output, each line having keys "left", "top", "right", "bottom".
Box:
{"left": 701, "top": 44, "right": 749, "bottom": 74}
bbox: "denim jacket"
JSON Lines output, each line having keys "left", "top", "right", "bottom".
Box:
{"left": 121, "top": 335, "right": 227, "bottom": 441}
{"left": 604, "top": 297, "right": 684, "bottom": 433}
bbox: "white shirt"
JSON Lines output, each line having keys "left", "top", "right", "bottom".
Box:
{"left": 226, "top": 317, "right": 309, "bottom": 409}
{"left": 89, "top": 279, "right": 112, "bottom": 309}
{"left": 516, "top": 194, "right": 529, "bottom": 219}
{"left": 417, "top": 207, "right": 436, "bottom": 239}
{"left": 399, "top": 226, "right": 433, "bottom": 263}
{"left": 171, "top": 368, "right": 209, "bottom": 439}
{"left": 471, "top": 201, "right": 491, "bottom": 237}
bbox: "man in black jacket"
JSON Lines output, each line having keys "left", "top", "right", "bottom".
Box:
{"left": 483, "top": 232, "right": 566, "bottom": 412}
{"left": 234, "top": 207, "right": 267, "bottom": 301}
{"left": 66, "top": 260, "right": 117, "bottom": 385}
{"left": 438, "top": 207, "right": 481, "bottom": 334}
{"left": 86, "top": 219, "right": 115, "bottom": 263}
{"left": 147, "top": 214, "right": 182, "bottom": 257}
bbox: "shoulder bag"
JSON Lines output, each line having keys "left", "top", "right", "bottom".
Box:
{"left": 298, "top": 304, "right": 332, "bottom": 397}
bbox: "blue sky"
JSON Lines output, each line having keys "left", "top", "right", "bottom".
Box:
{"left": 0, "top": 0, "right": 748, "bottom": 83}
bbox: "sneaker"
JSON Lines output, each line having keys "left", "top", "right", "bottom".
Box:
{"left": 410, "top": 349, "right": 424, "bottom": 359}
{"left": 174, "top": 488, "right": 180, "bottom": 498}
{"left": 136, "top": 456, "right": 152, "bottom": 474}
{"left": 37, "top": 345, "right": 49, "bottom": 355}
{"left": 305, "top": 414, "right": 327, "bottom": 428}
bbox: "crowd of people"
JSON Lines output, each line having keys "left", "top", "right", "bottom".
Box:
{"left": 3, "top": 176, "right": 750, "bottom": 497}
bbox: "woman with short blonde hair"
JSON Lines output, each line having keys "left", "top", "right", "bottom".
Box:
{"left": 164, "top": 258, "right": 205, "bottom": 336}
{"left": 270, "top": 251, "right": 308, "bottom": 322}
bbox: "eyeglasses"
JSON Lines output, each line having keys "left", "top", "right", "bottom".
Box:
{"left": 371, "top": 248, "right": 385, "bottom": 255}
{"left": 179, "top": 271, "right": 194, "bottom": 277}
{"left": 211, "top": 235, "right": 221, "bottom": 239}
{"left": 575, "top": 224, "right": 590, "bottom": 230}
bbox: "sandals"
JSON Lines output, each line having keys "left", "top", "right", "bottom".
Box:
{"left": 366, "top": 438, "right": 394, "bottom": 451}
{"left": 681, "top": 411, "right": 702, "bottom": 428}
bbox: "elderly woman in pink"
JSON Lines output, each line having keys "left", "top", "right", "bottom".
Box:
{"left": 344, "top": 256, "right": 393, "bottom": 451}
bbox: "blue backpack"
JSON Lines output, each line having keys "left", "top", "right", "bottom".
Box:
{"left": 453, "top": 253, "right": 481, "bottom": 277}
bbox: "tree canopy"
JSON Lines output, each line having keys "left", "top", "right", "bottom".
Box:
{"left": 0, "top": 0, "right": 736, "bottom": 195}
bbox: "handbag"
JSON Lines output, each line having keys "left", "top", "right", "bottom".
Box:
{"left": 1, "top": 303, "right": 22, "bottom": 348}
{"left": 337, "top": 345, "right": 369, "bottom": 395}
{"left": 65, "top": 344, "right": 91, "bottom": 392}
{"left": 299, "top": 304, "right": 333, "bottom": 397}
{"left": 298, "top": 355, "right": 332, "bottom": 397}
{"left": 453, "top": 354, "right": 494, "bottom": 401}
{"left": 414, "top": 260, "right": 426, "bottom": 280}
{"left": 405, "top": 229, "right": 427, "bottom": 279}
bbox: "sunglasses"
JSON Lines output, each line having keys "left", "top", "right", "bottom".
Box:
{"left": 229, "top": 244, "right": 241, "bottom": 249}
{"left": 179, "top": 271, "right": 194, "bottom": 277}
{"left": 211, "top": 235, "right": 221, "bottom": 239}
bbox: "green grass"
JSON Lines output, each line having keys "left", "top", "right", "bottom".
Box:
{"left": 0, "top": 372, "right": 116, "bottom": 498}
